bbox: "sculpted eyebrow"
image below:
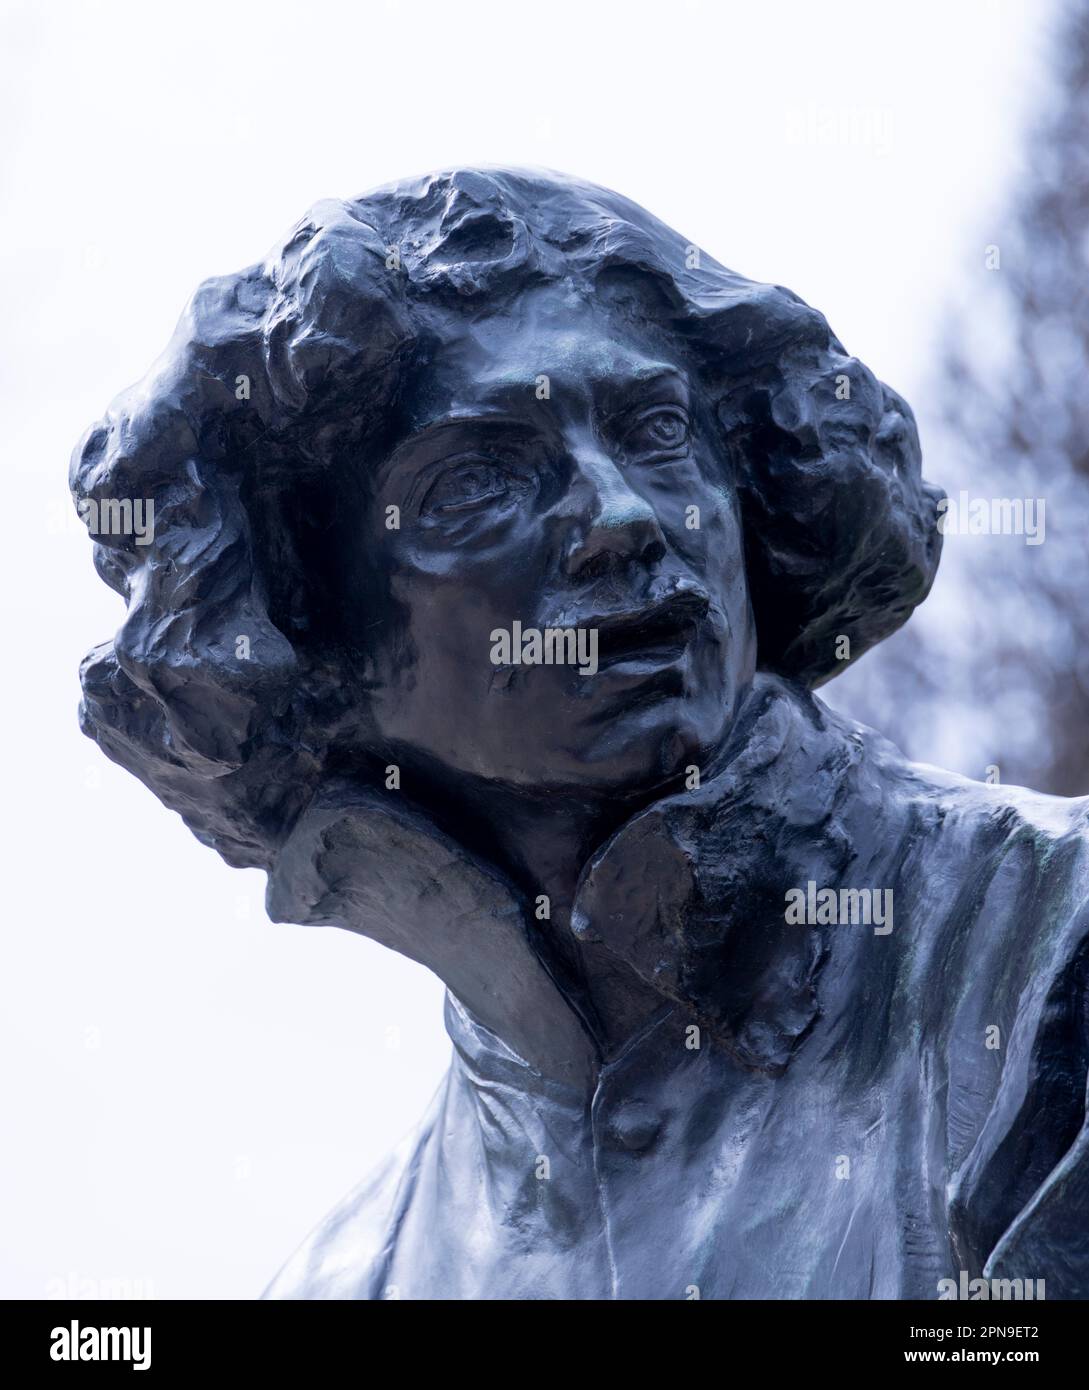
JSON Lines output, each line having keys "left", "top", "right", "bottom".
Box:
{"left": 376, "top": 414, "right": 526, "bottom": 490}
{"left": 598, "top": 367, "right": 689, "bottom": 415}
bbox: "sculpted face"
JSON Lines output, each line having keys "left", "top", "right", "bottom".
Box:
{"left": 348, "top": 281, "right": 757, "bottom": 796}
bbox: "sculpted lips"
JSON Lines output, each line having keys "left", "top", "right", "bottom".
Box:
{"left": 588, "top": 588, "right": 710, "bottom": 669}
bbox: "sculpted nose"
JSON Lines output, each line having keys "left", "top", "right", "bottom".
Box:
{"left": 563, "top": 448, "right": 666, "bottom": 579}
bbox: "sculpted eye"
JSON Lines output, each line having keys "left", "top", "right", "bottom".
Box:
{"left": 420, "top": 458, "right": 511, "bottom": 515}
{"left": 623, "top": 406, "right": 690, "bottom": 457}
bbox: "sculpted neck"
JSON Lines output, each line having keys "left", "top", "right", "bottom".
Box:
{"left": 375, "top": 692, "right": 759, "bottom": 1059}
{"left": 418, "top": 772, "right": 690, "bottom": 1058}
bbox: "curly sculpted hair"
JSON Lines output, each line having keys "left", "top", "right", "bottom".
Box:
{"left": 71, "top": 167, "right": 943, "bottom": 870}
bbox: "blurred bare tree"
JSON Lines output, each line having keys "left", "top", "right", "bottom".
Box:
{"left": 828, "top": 0, "right": 1089, "bottom": 796}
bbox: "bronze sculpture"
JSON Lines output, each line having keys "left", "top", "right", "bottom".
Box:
{"left": 72, "top": 168, "right": 1089, "bottom": 1299}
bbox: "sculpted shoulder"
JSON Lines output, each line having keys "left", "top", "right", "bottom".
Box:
{"left": 822, "top": 695, "right": 1089, "bottom": 852}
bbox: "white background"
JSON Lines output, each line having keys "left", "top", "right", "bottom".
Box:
{"left": 0, "top": 0, "right": 1042, "bottom": 1297}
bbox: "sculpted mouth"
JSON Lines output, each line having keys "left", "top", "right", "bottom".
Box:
{"left": 589, "top": 590, "right": 710, "bottom": 668}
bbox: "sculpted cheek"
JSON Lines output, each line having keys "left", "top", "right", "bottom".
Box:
{"left": 657, "top": 483, "right": 742, "bottom": 576}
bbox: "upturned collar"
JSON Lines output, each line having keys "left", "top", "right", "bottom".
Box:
{"left": 268, "top": 674, "right": 871, "bottom": 1088}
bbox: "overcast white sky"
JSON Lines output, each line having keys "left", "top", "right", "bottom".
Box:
{"left": 0, "top": 0, "right": 1047, "bottom": 1298}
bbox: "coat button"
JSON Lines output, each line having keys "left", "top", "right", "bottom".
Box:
{"left": 603, "top": 1100, "right": 662, "bottom": 1153}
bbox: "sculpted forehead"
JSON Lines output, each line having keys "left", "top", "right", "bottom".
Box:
{"left": 404, "top": 284, "right": 688, "bottom": 433}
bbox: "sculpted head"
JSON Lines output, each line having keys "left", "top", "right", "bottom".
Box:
{"left": 71, "top": 167, "right": 942, "bottom": 869}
